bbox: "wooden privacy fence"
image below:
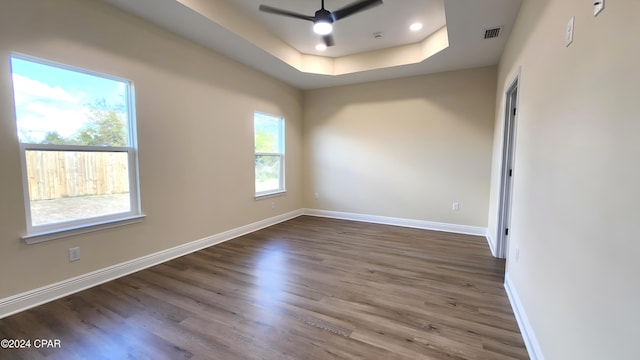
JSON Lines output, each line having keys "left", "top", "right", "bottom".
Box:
{"left": 26, "top": 150, "right": 130, "bottom": 201}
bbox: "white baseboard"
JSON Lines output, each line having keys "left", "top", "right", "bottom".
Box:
{"left": 0, "top": 209, "right": 304, "bottom": 319}
{"left": 486, "top": 233, "right": 498, "bottom": 257}
{"left": 303, "top": 208, "right": 488, "bottom": 237}
{"left": 504, "top": 272, "right": 544, "bottom": 360}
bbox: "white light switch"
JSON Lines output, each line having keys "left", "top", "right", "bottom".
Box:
{"left": 594, "top": 0, "right": 604, "bottom": 16}
{"left": 566, "top": 16, "right": 575, "bottom": 47}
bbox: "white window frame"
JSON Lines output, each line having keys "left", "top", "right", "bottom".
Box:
{"left": 11, "top": 54, "right": 143, "bottom": 243}
{"left": 254, "top": 112, "right": 286, "bottom": 198}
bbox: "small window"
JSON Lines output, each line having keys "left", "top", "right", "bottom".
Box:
{"left": 254, "top": 113, "right": 285, "bottom": 197}
{"left": 10, "top": 54, "right": 142, "bottom": 241}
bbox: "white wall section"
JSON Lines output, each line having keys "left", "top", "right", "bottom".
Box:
{"left": 303, "top": 67, "right": 497, "bottom": 228}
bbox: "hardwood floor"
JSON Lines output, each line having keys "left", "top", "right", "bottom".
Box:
{"left": 0, "top": 216, "right": 527, "bottom": 359}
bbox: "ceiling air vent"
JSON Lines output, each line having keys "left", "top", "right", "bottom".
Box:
{"left": 483, "top": 27, "right": 502, "bottom": 39}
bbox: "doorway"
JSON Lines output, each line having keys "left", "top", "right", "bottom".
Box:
{"left": 497, "top": 76, "right": 519, "bottom": 259}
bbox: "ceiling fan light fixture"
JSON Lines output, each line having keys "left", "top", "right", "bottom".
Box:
{"left": 259, "top": 0, "right": 384, "bottom": 46}
{"left": 313, "top": 20, "right": 333, "bottom": 35}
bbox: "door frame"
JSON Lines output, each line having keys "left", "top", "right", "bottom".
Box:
{"left": 496, "top": 73, "right": 520, "bottom": 259}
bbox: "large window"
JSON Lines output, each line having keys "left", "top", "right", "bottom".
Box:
{"left": 254, "top": 113, "right": 285, "bottom": 197}
{"left": 10, "top": 54, "right": 141, "bottom": 242}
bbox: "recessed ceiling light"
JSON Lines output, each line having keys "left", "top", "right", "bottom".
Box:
{"left": 315, "top": 43, "right": 327, "bottom": 51}
{"left": 410, "top": 22, "right": 423, "bottom": 32}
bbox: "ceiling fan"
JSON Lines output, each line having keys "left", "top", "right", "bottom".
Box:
{"left": 259, "top": 0, "right": 383, "bottom": 47}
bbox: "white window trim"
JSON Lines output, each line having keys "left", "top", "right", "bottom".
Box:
{"left": 254, "top": 190, "right": 287, "bottom": 200}
{"left": 22, "top": 215, "right": 146, "bottom": 244}
{"left": 19, "top": 144, "right": 142, "bottom": 240}
{"left": 254, "top": 113, "right": 286, "bottom": 198}
{"left": 11, "top": 54, "right": 143, "bottom": 242}
{"left": 254, "top": 152, "right": 286, "bottom": 199}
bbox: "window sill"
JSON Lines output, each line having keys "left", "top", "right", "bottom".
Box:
{"left": 255, "top": 190, "right": 287, "bottom": 200}
{"left": 22, "top": 215, "right": 146, "bottom": 244}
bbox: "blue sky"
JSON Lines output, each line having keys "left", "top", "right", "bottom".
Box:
{"left": 10, "top": 55, "right": 128, "bottom": 143}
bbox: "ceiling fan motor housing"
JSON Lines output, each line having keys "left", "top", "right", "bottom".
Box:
{"left": 315, "top": 8, "right": 334, "bottom": 23}
{"left": 313, "top": 8, "right": 334, "bottom": 35}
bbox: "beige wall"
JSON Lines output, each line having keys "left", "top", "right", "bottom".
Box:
{"left": 487, "top": 0, "right": 640, "bottom": 358}
{"left": 303, "top": 67, "right": 497, "bottom": 227}
{"left": 0, "top": 0, "right": 303, "bottom": 298}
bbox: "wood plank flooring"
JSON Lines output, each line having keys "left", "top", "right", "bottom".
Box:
{"left": 0, "top": 216, "right": 527, "bottom": 359}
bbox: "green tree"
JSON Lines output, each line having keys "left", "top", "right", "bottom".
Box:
{"left": 38, "top": 99, "right": 126, "bottom": 146}
{"left": 255, "top": 129, "right": 275, "bottom": 152}
{"left": 76, "top": 98, "right": 127, "bottom": 146}
{"left": 42, "top": 131, "right": 72, "bottom": 145}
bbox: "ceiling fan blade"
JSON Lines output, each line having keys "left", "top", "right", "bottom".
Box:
{"left": 323, "top": 34, "right": 335, "bottom": 47}
{"left": 259, "top": 5, "right": 314, "bottom": 21}
{"left": 332, "top": 0, "right": 383, "bottom": 21}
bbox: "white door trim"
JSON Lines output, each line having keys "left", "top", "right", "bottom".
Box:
{"left": 496, "top": 72, "right": 520, "bottom": 259}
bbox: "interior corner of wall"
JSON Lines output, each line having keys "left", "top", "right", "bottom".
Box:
{"left": 485, "top": 231, "right": 498, "bottom": 258}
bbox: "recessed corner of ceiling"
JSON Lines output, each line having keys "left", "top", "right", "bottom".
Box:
{"left": 176, "top": 0, "right": 450, "bottom": 77}
{"left": 285, "top": 26, "right": 450, "bottom": 77}
{"left": 102, "top": 0, "right": 520, "bottom": 88}
{"left": 176, "top": 0, "right": 302, "bottom": 65}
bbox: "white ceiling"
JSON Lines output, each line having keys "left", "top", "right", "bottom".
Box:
{"left": 101, "top": 0, "right": 523, "bottom": 89}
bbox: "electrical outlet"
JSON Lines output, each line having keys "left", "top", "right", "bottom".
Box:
{"left": 566, "top": 16, "right": 575, "bottom": 47}
{"left": 452, "top": 202, "right": 459, "bottom": 211}
{"left": 271, "top": 201, "right": 276, "bottom": 210}
{"left": 515, "top": 247, "right": 520, "bottom": 263}
{"left": 594, "top": 0, "right": 604, "bottom": 16}
{"left": 68, "top": 247, "right": 80, "bottom": 262}
{"left": 314, "top": 192, "right": 319, "bottom": 199}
